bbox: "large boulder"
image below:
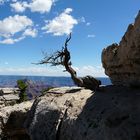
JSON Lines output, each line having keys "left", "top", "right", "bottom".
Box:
{"left": 102, "top": 11, "right": 140, "bottom": 86}
{"left": 0, "top": 100, "right": 33, "bottom": 139}
{"left": 25, "top": 86, "right": 140, "bottom": 140}
{"left": 24, "top": 87, "right": 93, "bottom": 140}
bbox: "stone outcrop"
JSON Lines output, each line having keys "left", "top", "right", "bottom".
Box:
{"left": 25, "top": 86, "right": 140, "bottom": 140}
{"left": 0, "top": 100, "right": 33, "bottom": 139}
{"left": 102, "top": 11, "right": 140, "bottom": 86}
{"left": 0, "top": 88, "right": 19, "bottom": 108}
{"left": 24, "top": 87, "right": 93, "bottom": 140}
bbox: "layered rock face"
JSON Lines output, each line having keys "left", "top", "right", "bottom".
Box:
{"left": 102, "top": 11, "right": 140, "bottom": 86}
{"left": 0, "top": 88, "right": 19, "bottom": 108}
{"left": 25, "top": 86, "right": 140, "bottom": 140}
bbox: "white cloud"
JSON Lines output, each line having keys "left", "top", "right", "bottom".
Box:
{"left": 79, "top": 17, "right": 86, "bottom": 23}
{"left": 10, "top": 0, "right": 55, "bottom": 13}
{"left": 75, "top": 65, "right": 106, "bottom": 77}
{"left": 0, "top": 36, "right": 25, "bottom": 44}
{"left": 86, "top": 22, "right": 91, "bottom": 26}
{"left": 42, "top": 8, "right": 78, "bottom": 36}
{"left": 23, "top": 28, "right": 38, "bottom": 37}
{"left": 87, "top": 34, "right": 95, "bottom": 38}
{"left": 0, "top": 15, "right": 33, "bottom": 37}
{"left": 0, "top": 65, "right": 106, "bottom": 77}
{"left": 29, "top": 0, "right": 54, "bottom": 13}
{"left": 64, "top": 8, "right": 72, "bottom": 13}
{"left": 0, "top": 66, "right": 69, "bottom": 76}
{"left": 0, "top": 15, "right": 37, "bottom": 44}
{"left": 79, "top": 17, "right": 91, "bottom": 26}
{"left": 10, "top": 1, "right": 27, "bottom": 12}
{"left": 0, "top": 38, "right": 15, "bottom": 44}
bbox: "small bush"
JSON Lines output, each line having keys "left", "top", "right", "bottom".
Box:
{"left": 17, "top": 80, "right": 28, "bottom": 102}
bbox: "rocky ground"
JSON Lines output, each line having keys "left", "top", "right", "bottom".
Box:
{"left": 0, "top": 100, "right": 33, "bottom": 139}
{"left": 0, "top": 88, "right": 19, "bottom": 108}
{"left": 0, "top": 87, "right": 33, "bottom": 139}
{"left": 0, "top": 86, "right": 140, "bottom": 140}
{"left": 24, "top": 86, "right": 140, "bottom": 140}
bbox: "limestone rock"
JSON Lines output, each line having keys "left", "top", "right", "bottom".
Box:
{"left": 25, "top": 86, "right": 140, "bottom": 140}
{"left": 0, "top": 88, "right": 19, "bottom": 94}
{"left": 24, "top": 87, "right": 93, "bottom": 140}
{"left": 0, "top": 89, "right": 19, "bottom": 108}
{"left": 102, "top": 11, "right": 140, "bottom": 86}
{"left": 0, "top": 100, "right": 33, "bottom": 139}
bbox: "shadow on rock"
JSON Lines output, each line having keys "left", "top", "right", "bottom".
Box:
{"left": 1, "top": 111, "right": 30, "bottom": 140}
{"left": 24, "top": 86, "right": 140, "bottom": 140}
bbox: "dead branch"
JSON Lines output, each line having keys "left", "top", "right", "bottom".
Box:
{"left": 37, "top": 33, "right": 101, "bottom": 90}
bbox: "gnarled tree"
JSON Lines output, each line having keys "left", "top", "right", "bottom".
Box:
{"left": 38, "top": 33, "right": 101, "bottom": 90}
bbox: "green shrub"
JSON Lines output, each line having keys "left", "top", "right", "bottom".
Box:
{"left": 17, "top": 80, "right": 28, "bottom": 102}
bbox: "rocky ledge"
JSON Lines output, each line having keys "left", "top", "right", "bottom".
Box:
{"left": 24, "top": 86, "right": 140, "bottom": 140}
{"left": 0, "top": 88, "right": 19, "bottom": 108}
{"left": 0, "top": 86, "right": 140, "bottom": 140}
{"left": 102, "top": 11, "right": 140, "bottom": 86}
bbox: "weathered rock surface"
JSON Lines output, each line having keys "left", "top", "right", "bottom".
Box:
{"left": 0, "top": 88, "right": 19, "bottom": 94}
{"left": 25, "top": 86, "right": 140, "bottom": 140}
{"left": 25, "top": 87, "right": 92, "bottom": 140}
{"left": 102, "top": 11, "right": 140, "bottom": 86}
{"left": 0, "top": 100, "right": 33, "bottom": 139}
{"left": 0, "top": 89, "right": 19, "bottom": 108}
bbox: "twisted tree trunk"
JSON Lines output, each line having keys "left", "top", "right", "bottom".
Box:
{"left": 38, "top": 33, "right": 101, "bottom": 90}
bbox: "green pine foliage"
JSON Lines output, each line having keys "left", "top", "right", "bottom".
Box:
{"left": 17, "top": 80, "right": 28, "bottom": 102}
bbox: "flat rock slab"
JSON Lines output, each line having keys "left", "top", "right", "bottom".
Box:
{"left": 2, "top": 94, "right": 19, "bottom": 101}
{"left": 47, "top": 86, "right": 83, "bottom": 94}
{"left": 0, "top": 88, "right": 19, "bottom": 94}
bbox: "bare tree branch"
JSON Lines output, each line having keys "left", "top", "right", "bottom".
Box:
{"left": 37, "top": 33, "right": 101, "bottom": 90}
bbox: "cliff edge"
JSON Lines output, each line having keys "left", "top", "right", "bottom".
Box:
{"left": 102, "top": 11, "right": 140, "bottom": 86}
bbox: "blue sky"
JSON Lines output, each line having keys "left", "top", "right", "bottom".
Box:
{"left": 0, "top": 0, "right": 139, "bottom": 77}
